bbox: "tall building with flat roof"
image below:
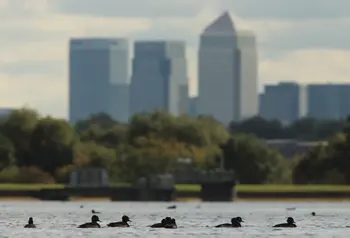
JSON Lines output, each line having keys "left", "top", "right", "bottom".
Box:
{"left": 236, "top": 30, "right": 258, "bottom": 120}
{"left": 307, "top": 84, "right": 350, "bottom": 120}
{"left": 130, "top": 40, "right": 188, "bottom": 116}
{"left": 197, "top": 12, "right": 258, "bottom": 125}
{"left": 69, "top": 38, "right": 129, "bottom": 124}
{"left": 259, "top": 82, "right": 307, "bottom": 124}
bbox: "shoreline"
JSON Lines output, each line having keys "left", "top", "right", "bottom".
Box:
{"left": 0, "top": 197, "right": 349, "bottom": 202}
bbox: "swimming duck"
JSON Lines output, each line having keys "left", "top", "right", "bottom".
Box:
{"left": 107, "top": 215, "right": 131, "bottom": 227}
{"left": 311, "top": 212, "right": 316, "bottom": 216}
{"left": 215, "top": 217, "right": 244, "bottom": 228}
{"left": 164, "top": 218, "right": 177, "bottom": 229}
{"left": 78, "top": 215, "right": 101, "bottom": 228}
{"left": 167, "top": 205, "right": 177, "bottom": 209}
{"left": 91, "top": 209, "right": 100, "bottom": 214}
{"left": 273, "top": 217, "right": 296, "bottom": 228}
{"left": 24, "top": 217, "right": 36, "bottom": 228}
{"left": 150, "top": 219, "right": 166, "bottom": 228}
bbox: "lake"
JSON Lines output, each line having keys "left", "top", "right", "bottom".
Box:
{"left": 1, "top": 201, "right": 350, "bottom": 237}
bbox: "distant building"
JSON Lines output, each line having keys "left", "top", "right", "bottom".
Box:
{"left": 130, "top": 41, "right": 189, "bottom": 116}
{"left": 69, "top": 38, "right": 130, "bottom": 124}
{"left": 197, "top": 12, "right": 258, "bottom": 125}
{"left": 188, "top": 96, "right": 198, "bottom": 117}
{"left": 236, "top": 30, "right": 259, "bottom": 120}
{"left": 307, "top": 84, "right": 350, "bottom": 120}
{"left": 259, "top": 82, "right": 307, "bottom": 124}
{"left": 0, "top": 108, "right": 14, "bottom": 117}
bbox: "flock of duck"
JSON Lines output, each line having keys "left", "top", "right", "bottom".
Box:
{"left": 23, "top": 215, "right": 299, "bottom": 229}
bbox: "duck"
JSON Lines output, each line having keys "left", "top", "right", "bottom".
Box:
{"left": 164, "top": 218, "right": 177, "bottom": 229}
{"left": 78, "top": 215, "right": 101, "bottom": 228}
{"left": 215, "top": 217, "right": 244, "bottom": 228}
{"left": 107, "top": 215, "right": 131, "bottom": 227}
{"left": 311, "top": 212, "right": 316, "bottom": 216}
{"left": 24, "top": 217, "right": 36, "bottom": 228}
{"left": 150, "top": 219, "right": 166, "bottom": 228}
{"left": 273, "top": 217, "right": 297, "bottom": 228}
{"left": 91, "top": 209, "right": 100, "bottom": 214}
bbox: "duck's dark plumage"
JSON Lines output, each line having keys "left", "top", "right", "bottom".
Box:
{"left": 24, "top": 217, "right": 36, "bottom": 228}
{"left": 215, "top": 217, "right": 243, "bottom": 228}
{"left": 150, "top": 219, "right": 166, "bottom": 228}
{"left": 164, "top": 218, "right": 177, "bottom": 229}
{"left": 107, "top": 215, "right": 131, "bottom": 227}
{"left": 273, "top": 217, "right": 297, "bottom": 228}
{"left": 215, "top": 223, "right": 232, "bottom": 228}
{"left": 78, "top": 215, "right": 101, "bottom": 228}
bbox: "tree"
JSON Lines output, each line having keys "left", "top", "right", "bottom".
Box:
{"left": 75, "top": 113, "right": 118, "bottom": 133}
{"left": 229, "top": 116, "right": 285, "bottom": 139}
{"left": 74, "top": 141, "right": 116, "bottom": 168}
{"left": 29, "top": 117, "right": 76, "bottom": 175}
{"left": 292, "top": 133, "right": 349, "bottom": 184}
{"left": 221, "top": 134, "right": 289, "bottom": 184}
{"left": 0, "top": 133, "right": 15, "bottom": 170}
{"left": 0, "top": 108, "right": 39, "bottom": 166}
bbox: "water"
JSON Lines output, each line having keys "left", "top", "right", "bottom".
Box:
{"left": 1, "top": 201, "right": 350, "bottom": 237}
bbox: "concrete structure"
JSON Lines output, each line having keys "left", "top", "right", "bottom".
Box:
{"left": 197, "top": 12, "right": 258, "bottom": 125}
{"left": 130, "top": 41, "right": 188, "bottom": 116}
{"left": 69, "top": 38, "right": 129, "bottom": 124}
{"left": 259, "top": 82, "right": 307, "bottom": 124}
{"left": 307, "top": 84, "right": 350, "bottom": 120}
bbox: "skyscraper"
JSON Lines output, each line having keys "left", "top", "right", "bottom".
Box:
{"left": 130, "top": 41, "right": 188, "bottom": 116}
{"left": 236, "top": 30, "right": 258, "bottom": 120}
{"left": 69, "top": 38, "right": 129, "bottom": 124}
{"left": 197, "top": 12, "right": 258, "bottom": 125}
{"left": 259, "top": 82, "right": 307, "bottom": 124}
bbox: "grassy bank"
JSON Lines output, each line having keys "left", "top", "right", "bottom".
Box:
{"left": 1, "top": 183, "right": 350, "bottom": 193}
{"left": 0, "top": 183, "right": 64, "bottom": 190}
{"left": 175, "top": 184, "right": 350, "bottom": 193}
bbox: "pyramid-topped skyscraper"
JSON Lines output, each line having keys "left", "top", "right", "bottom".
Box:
{"left": 197, "top": 12, "right": 258, "bottom": 125}
{"left": 202, "top": 11, "right": 235, "bottom": 36}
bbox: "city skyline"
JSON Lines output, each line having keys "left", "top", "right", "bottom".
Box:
{"left": 1, "top": 0, "right": 350, "bottom": 118}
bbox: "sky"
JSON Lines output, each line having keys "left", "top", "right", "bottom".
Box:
{"left": 1, "top": 0, "right": 350, "bottom": 118}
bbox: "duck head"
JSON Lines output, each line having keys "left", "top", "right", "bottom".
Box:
{"left": 122, "top": 215, "right": 131, "bottom": 222}
{"left": 287, "top": 217, "right": 295, "bottom": 224}
{"left": 92, "top": 215, "right": 101, "bottom": 223}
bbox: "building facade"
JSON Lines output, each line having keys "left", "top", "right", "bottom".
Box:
{"left": 197, "top": 12, "right": 258, "bottom": 125}
{"left": 259, "top": 82, "right": 307, "bottom": 124}
{"left": 307, "top": 84, "right": 350, "bottom": 120}
{"left": 69, "top": 38, "right": 129, "bottom": 124}
{"left": 130, "top": 41, "right": 188, "bottom": 116}
{"left": 236, "top": 30, "right": 258, "bottom": 120}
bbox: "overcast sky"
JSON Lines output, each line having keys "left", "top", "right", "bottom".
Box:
{"left": 1, "top": 0, "right": 350, "bottom": 118}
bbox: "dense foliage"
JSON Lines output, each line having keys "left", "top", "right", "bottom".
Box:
{"left": 230, "top": 116, "right": 345, "bottom": 141}
{"left": 0, "top": 108, "right": 348, "bottom": 185}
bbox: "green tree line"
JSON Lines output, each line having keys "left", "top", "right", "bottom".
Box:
{"left": 0, "top": 108, "right": 348, "bottom": 185}
{"left": 230, "top": 116, "right": 345, "bottom": 141}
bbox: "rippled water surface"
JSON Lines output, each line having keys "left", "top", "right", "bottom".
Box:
{"left": 1, "top": 201, "right": 350, "bottom": 237}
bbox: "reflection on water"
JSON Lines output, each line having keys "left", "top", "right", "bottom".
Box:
{"left": 1, "top": 201, "right": 350, "bottom": 237}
